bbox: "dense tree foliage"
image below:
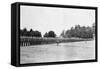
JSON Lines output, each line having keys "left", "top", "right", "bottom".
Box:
{"left": 20, "top": 28, "right": 56, "bottom": 38}
{"left": 44, "top": 31, "right": 56, "bottom": 38}
{"left": 48, "top": 31, "right": 56, "bottom": 37}
{"left": 20, "top": 28, "right": 41, "bottom": 37}
{"left": 60, "top": 24, "right": 95, "bottom": 38}
{"left": 60, "top": 30, "right": 66, "bottom": 38}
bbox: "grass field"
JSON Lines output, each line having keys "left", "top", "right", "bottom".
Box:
{"left": 20, "top": 40, "right": 95, "bottom": 64}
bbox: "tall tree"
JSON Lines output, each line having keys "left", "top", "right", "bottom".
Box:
{"left": 29, "top": 29, "right": 34, "bottom": 37}
{"left": 23, "top": 28, "right": 28, "bottom": 36}
{"left": 44, "top": 32, "right": 48, "bottom": 37}
{"left": 60, "top": 30, "right": 66, "bottom": 38}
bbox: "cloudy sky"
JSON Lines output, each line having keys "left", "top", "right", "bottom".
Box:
{"left": 20, "top": 5, "right": 95, "bottom": 37}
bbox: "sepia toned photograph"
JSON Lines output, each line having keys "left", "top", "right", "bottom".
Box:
{"left": 20, "top": 4, "right": 96, "bottom": 64}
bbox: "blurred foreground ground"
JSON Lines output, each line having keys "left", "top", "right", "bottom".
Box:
{"left": 20, "top": 40, "right": 95, "bottom": 64}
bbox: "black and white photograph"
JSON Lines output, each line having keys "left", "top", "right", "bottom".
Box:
{"left": 19, "top": 4, "right": 96, "bottom": 64}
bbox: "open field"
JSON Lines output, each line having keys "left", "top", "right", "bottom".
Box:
{"left": 20, "top": 40, "right": 95, "bottom": 64}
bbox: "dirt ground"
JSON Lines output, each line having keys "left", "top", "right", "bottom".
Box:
{"left": 20, "top": 40, "right": 95, "bottom": 64}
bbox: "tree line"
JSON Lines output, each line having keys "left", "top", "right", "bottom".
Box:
{"left": 20, "top": 23, "right": 95, "bottom": 39}
{"left": 20, "top": 28, "right": 56, "bottom": 38}
{"left": 60, "top": 23, "right": 95, "bottom": 38}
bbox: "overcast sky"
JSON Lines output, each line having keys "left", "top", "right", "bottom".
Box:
{"left": 20, "top": 6, "right": 95, "bottom": 37}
